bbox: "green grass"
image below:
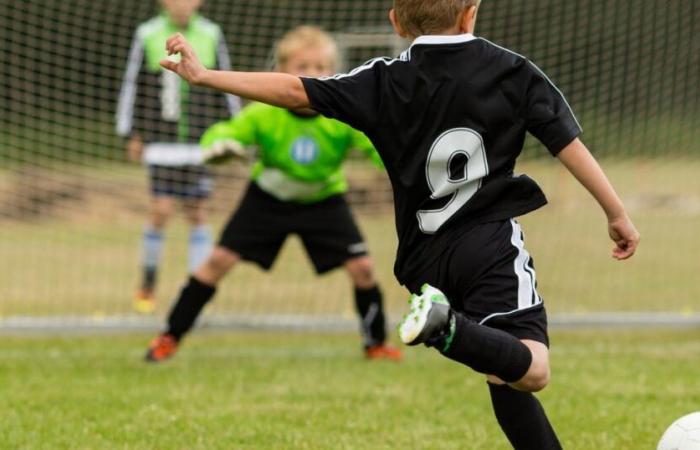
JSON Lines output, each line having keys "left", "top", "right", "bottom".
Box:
{"left": 1, "top": 330, "right": 699, "bottom": 449}
{"left": 1, "top": 158, "right": 699, "bottom": 317}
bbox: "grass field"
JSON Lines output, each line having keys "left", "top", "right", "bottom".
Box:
{"left": 2, "top": 330, "right": 699, "bottom": 449}
{"left": 1, "top": 158, "right": 699, "bottom": 317}
{"left": 1, "top": 158, "right": 699, "bottom": 449}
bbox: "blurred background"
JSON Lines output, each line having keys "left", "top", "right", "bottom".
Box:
{"left": 1, "top": 0, "right": 699, "bottom": 331}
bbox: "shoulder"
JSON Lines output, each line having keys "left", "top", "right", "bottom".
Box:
{"left": 331, "top": 118, "right": 360, "bottom": 135}
{"left": 475, "top": 38, "right": 553, "bottom": 90}
{"left": 475, "top": 37, "right": 531, "bottom": 70}
{"left": 244, "top": 102, "right": 279, "bottom": 115}
{"left": 325, "top": 56, "right": 405, "bottom": 80}
{"left": 193, "top": 16, "right": 223, "bottom": 39}
{"left": 135, "top": 16, "right": 166, "bottom": 41}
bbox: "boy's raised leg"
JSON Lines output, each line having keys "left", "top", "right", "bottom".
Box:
{"left": 400, "top": 285, "right": 532, "bottom": 383}
{"left": 400, "top": 285, "right": 562, "bottom": 448}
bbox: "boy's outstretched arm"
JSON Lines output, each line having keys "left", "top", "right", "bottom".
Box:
{"left": 556, "top": 138, "right": 640, "bottom": 260}
{"left": 160, "top": 33, "right": 310, "bottom": 110}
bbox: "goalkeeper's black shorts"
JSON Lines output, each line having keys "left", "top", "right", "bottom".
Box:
{"left": 218, "top": 182, "right": 369, "bottom": 274}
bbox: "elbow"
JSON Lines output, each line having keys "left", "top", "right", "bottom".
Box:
{"left": 281, "top": 80, "right": 311, "bottom": 110}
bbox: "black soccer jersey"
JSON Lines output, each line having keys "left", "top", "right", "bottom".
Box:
{"left": 301, "top": 33, "right": 582, "bottom": 285}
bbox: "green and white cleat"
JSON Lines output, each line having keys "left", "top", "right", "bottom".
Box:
{"left": 398, "top": 284, "right": 451, "bottom": 346}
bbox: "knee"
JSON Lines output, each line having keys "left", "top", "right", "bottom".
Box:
{"left": 208, "top": 249, "right": 238, "bottom": 273}
{"left": 345, "top": 257, "right": 376, "bottom": 289}
{"left": 520, "top": 365, "right": 550, "bottom": 392}
{"left": 150, "top": 212, "right": 169, "bottom": 229}
{"left": 513, "top": 340, "right": 551, "bottom": 392}
{"left": 150, "top": 205, "right": 172, "bottom": 229}
{"left": 197, "top": 248, "right": 238, "bottom": 283}
{"left": 187, "top": 213, "right": 206, "bottom": 227}
{"left": 184, "top": 202, "right": 207, "bottom": 226}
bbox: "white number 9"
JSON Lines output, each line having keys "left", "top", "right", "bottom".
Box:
{"left": 417, "top": 128, "right": 489, "bottom": 234}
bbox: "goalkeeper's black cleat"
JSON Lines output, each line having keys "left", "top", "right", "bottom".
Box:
{"left": 398, "top": 284, "right": 453, "bottom": 348}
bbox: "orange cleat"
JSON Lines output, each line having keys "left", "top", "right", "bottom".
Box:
{"left": 144, "top": 333, "right": 178, "bottom": 362}
{"left": 365, "top": 343, "right": 403, "bottom": 361}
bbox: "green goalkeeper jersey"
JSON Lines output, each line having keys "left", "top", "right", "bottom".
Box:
{"left": 200, "top": 102, "right": 383, "bottom": 203}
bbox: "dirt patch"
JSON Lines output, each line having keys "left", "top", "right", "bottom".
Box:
{"left": 0, "top": 164, "right": 394, "bottom": 224}
{"left": 625, "top": 193, "right": 700, "bottom": 215}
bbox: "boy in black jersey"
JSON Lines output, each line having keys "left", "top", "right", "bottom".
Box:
{"left": 157, "top": 0, "right": 640, "bottom": 447}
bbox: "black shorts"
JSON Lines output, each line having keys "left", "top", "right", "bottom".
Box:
{"left": 405, "top": 219, "right": 549, "bottom": 346}
{"left": 148, "top": 165, "right": 213, "bottom": 199}
{"left": 218, "top": 183, "right": 368, "bottom": 274}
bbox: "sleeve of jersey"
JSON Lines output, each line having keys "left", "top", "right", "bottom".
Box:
{"left": 301, "top": 66, "right": 380, "bottom": 133}
{"left": 215, "top": 32, "right": 242, "bottom": 116}
{"left": 523, "top": 61, "right": 583, "bottom": 156}
{"left": 115, "top": 30, "right": 144, "bottom": 137}
{"left": 200, "top": 104, "right": 259, "bottom": 149}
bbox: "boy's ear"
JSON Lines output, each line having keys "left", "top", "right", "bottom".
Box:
{"left": 389, "top": 9, "right": 409, "bottom": 39}
{"left": 460, "top": 5, "right": 479, "bottom": 34}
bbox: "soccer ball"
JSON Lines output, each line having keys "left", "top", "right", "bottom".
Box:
{"left": 658, "top": 413, "right": 700, "bottom": 450}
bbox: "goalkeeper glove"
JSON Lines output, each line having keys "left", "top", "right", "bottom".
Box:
{"left": 202, "top": 140, "right": 249, "bottom": 165}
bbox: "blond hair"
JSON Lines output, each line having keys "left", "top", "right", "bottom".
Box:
{"left": 394, "top": 0, "right": 481, "bottom": 38}
{"left": 274, "top": 25, "right": 338, "bottom": 68}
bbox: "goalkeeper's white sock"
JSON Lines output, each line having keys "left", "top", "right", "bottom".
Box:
{"left": 188, "top": 225, "right": 212, "bottom": 273}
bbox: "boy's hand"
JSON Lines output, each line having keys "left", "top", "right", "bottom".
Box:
{"left": 608, "top": 215, "right": 640, "bottom": 260}
{"left": 160, "top": 33, "right": 208, "bottom": 85}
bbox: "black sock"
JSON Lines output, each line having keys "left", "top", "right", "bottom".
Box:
{"left": 354, "top": 285, "right": 386, "bottom": 347}
{"left": 142, "top": 267, "right": 157, "bottom": 291}
{"left": 488, "top": 383, "right": 562, "bottom": 450}
{"left": 440, "top": 313, "right": 532, "bottom": 383}
{"left": 166, "top": 276, "right": 216, "bottom": 341}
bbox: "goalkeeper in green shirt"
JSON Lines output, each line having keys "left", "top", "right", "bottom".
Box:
{"left": 145, "top": 26, "right": 402, "bottom": 362}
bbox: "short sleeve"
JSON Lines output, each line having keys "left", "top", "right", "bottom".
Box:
{"left": 215, "top": 32, "right": 242, "bottom": 115}
{"left": 301, "top": 58, "right": 385, "bottom": 132}
{"left": 522, "top": 61, "right": 582, "bottom": 156}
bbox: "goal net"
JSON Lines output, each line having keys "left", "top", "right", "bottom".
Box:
{"left": 1, "top": 0, "right": 698, "bottom": 330}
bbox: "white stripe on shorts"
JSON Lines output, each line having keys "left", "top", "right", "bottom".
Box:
{"left": 479, "top": 220, "right": 542, "bottom": 325}
{"left": 510, "top": 219, "right": 541, "bottom": 309}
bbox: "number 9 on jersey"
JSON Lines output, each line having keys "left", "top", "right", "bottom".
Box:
{"left": 417, "top": 128, "right": 489, "bottom": 234}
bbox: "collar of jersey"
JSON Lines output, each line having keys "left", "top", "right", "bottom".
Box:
{"left": 411, "top": 33, "right": 477, "bottom": 47}
{"left": 161, "top": 11, "right": 200, "bottom": 31}
{"left": 401, "top": 34, "right": 476, "bottom": 61}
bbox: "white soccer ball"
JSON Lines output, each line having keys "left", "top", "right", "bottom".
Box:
{"left": 658, "top": 413, "right": 700, "bottom": 450}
